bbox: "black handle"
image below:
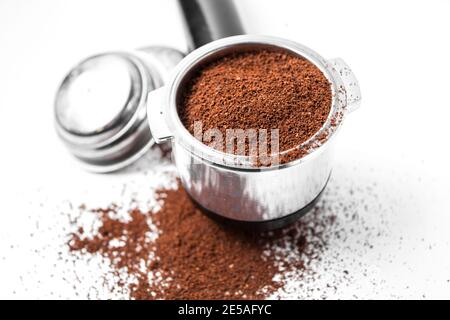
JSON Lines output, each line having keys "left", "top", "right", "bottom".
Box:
{"left": 177, "top": 0, "right": 245, "bottom": 50}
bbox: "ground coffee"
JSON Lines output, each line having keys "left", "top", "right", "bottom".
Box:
{"left": 178, "top": 49, "right": 332, "bottom": 164}
{"left": 68, "top": 182, "right": 335, "bottom": 299}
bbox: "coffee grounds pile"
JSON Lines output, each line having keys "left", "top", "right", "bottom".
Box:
{"left": 178, "top": 49, "right": 332, "bottom": 163}
{"left": 68, "top": 182, "right": 335, "bottom": 300}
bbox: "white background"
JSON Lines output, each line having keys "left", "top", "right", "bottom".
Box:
{"left": 1, "top": 0, "right": 450, "bottom": 299}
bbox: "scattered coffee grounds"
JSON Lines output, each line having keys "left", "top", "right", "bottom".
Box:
{"left": 68, "top": 182, "right": 335, "bottom": 300}
{"left": 178, "top": 49, "right": 332, "bottom": 164}
{"left": 152, "top": 142, "right": 172, "bottom": 160}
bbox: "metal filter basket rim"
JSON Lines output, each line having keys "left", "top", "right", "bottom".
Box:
{"left": 159, "top": 35, "right": 351, "bottom": 171}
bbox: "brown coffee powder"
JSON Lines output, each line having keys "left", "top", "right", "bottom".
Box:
{"left": 68, "top": 182, "right": 335, "bottom": 299}
{"left": 178, "top": 49, "right": 332, "bottom": 164}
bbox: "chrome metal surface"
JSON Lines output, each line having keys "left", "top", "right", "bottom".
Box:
{"left": 173, "top": 141, "right": 334, "bottom": 221}
{"left": 55, "top": 53, "right": 145, "bottom": 147}
{"left": 55, "top": 47, "right": 184, "bottom": 172}
{"left": 147, "top": 35, "right": 361, "bottom": 222}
